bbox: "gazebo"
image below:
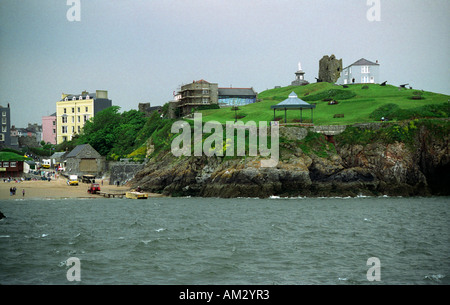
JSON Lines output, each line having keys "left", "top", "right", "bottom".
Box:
{"left": 270, "top": 92, "right": 316, "bottom": 124}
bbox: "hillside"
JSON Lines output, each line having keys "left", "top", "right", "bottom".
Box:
{"left": 197, "top": 83, "right": 449, "bottom": 125}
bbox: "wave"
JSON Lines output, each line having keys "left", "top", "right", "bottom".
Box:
{"left": 424, "top": 274, "right": 446, "bottom": 283}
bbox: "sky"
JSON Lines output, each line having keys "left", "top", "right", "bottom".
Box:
{"left": 1, "top": 0, "right": 449, "bottom": 127}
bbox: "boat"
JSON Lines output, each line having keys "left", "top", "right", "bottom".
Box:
{"left": 125, "top": 191, "right": 148, "bottom": 199}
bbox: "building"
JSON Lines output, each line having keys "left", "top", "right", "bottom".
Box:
{"left": 138, "top": 103, "right": 162, "bottom": 117}
{"left": 0, "top": 104, "right": 11, "bottom": 147}
{"left": 218, "top": 87, "right": 257, "bottom": 107}
{"left": 56, "top": 90, "right": 112, "bottom": 144}
{"left": 65, "top": 143, "right": 105, "bottom": 176}
{"left": 42, "top": 112, "right": 57, "bottom": 145}
{"left": 336, "top": 58, "right": 380, "bottom": 85}
{"left": 176, "top": 80, "right": 218, "bottom": 116}
{"left": 0, "top": 151, "right": 27, "bottom": 178}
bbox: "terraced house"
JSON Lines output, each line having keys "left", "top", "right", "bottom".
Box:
{"left": 0, "top": 104, "right": 11, "bottom": 147}
{"left": 56, "top": 90, "right": 112, "bottom": 144}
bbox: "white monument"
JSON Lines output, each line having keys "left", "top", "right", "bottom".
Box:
{"left": 291, "top": 61, "right": 309, "bottom": 86}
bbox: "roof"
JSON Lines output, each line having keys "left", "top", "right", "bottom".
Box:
{"left": 218, "top": 88, "right": 256, "bottom": 97}
{"left": 50, "top": 151, "right": 68, "bottom": 160}
{"left": 194, "top": 79, "right": 210, "bottom": 84}
{"left": 271, "top": 92, "right": 316, "bottom": 109}
{"left": 66, "top": 144, "right": 101, "bottom": 158}
{"left": 0, "top": 152, "right": 31, "bottom": 162}
{"left": 346, "top": 58, "right": 379, "bottom": 68}
{"left": 60, "top": 92, "right": 97, "bottom": 101}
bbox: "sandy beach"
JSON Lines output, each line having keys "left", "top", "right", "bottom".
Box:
{"left": 0, "top": 177, "right": 164, "bottom": 200}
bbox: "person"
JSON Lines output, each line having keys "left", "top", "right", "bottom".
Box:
{"left": 22, "top": 189, "right": 25, "bottom": 197}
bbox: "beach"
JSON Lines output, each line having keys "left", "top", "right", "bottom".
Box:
{"left": 0, "top": 177, "right": 164, "bottom": 200}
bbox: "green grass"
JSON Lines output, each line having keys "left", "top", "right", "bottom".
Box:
{"left": 194, "top": 83, "right": 449, "bottom": 126}
{"left": 0, "top": 151, "right": 32, "bottom": 161}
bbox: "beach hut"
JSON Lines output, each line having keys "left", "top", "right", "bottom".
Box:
{"left": 270, "top": 92, "right": 316, "bottom": 124}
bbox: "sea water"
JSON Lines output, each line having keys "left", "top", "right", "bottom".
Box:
{"left": 0, "top": 196, "right": 448, "bottom": 285}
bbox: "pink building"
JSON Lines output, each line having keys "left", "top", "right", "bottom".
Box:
{"left": 42, "top": 113, "right": 57, "bottom": 144}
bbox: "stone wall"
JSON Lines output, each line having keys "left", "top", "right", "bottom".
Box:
{"left": 109, "top": 161, "right": 146, "bottom": 186}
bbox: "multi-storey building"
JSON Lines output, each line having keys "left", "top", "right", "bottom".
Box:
{"left": 56, "top": 90, "right": 112, "bottom": 144}
{"left": 177, "top": 80, "right": 218, "bottom": 116}
{"left": 0, "top": 104, "right": 11, "bottom": 147}
{"left": 42, "top": 112, "right": 57, "bottom": 145}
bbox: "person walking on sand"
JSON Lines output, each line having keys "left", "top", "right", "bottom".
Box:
{"left": 22, "top": 189, "right": 25, "bottom": 197}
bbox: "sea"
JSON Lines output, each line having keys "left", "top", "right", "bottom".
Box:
{"left": 0, "top": 196, "right": 448, "bottom": 286}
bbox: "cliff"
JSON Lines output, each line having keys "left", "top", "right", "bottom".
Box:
{"left": 131, "top": 119, "right": 449, "bottom": 198}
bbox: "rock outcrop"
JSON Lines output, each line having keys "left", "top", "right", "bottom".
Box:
{"left": 130, "top": 123, "right": 449, "bottom": 198}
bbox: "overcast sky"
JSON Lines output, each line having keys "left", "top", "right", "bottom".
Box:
{"left": 1, "top": 0, "right": 449, "bottom": 127}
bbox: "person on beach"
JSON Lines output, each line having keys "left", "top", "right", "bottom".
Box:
{"left": 22, "top": 189, "right": 25, "bottom": 197}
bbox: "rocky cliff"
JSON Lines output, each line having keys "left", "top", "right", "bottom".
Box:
{"left": 131, "top": 121, "right": 449, "bottom": 198}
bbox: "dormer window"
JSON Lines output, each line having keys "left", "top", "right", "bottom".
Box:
{"left": 72, "top": 96, "right": 76, "bottom": 101}
{"left": 86, "top": 95, "right": 90, "bottom": 99}
{"left": 79, "top": 96, "right": 83, "bottom": 100}
{"left": 64, "top": 97, "right": 68, "bottom": 101}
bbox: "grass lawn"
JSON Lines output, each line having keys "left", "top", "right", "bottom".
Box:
{"left": 194, "top": 83, "right": 449, "bottom": 126}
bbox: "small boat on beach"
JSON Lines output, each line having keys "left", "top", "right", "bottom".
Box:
{"left": 125, "top": 191, "right": 148, "bottom": 199}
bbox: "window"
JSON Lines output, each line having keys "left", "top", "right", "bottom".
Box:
{"left": 10, "top": 162, "right": 16, "bottom": 167}
{"left": 79, "top": 96, "right": 83, "bottom": 100}
{"left": 2, "top": 117, "right": 6, "bottom": 124}
{"left": 72, "top": 96, "right": 76, "bottom": 101}
{"left": 72, "top": 126, "right": 75, "bottom": 133}
{"left": 3, "top": 162, "right": 9, "bottom": 167}
{"left": 72, "top": 108, "right": 75, "bottom": 113}
{"left": 71, "top": 116, "right": 74, "bottom": 123}
{"left": 63, "top": 136, "right": 67, "bottom": 142}
{"left": 53, "top": 121, "right": 56, "bottom": 126}
{"left": 77, "top": 107, "right": 80, "bottom": 112}
{"left": 84, "top": 114, "right": 89, "bottom": 122}
{"left": 2, "top": 111, "right": 6, "bottom": 116}
{"left": 64, "top": 108, "right": 67, "bottom": 114}
{"left": 78, "top": 126, "right": 81, "bottom": 133}
{"left": 62, "top": 126, "right": 67, "bottom": 134}
{"left": 344, "top": 70, "right": 348, "bottom": 76}
{"left": 0, "top": 134, "right": 4, "bottom": 141}
{"left": 64, "top": 97, "right": 68, "bottom": 101}
{"left": 361, "top": 66, "right": 369, "bottom": 73}
{"left": 53, "top": 129, "right": 56, "bottom": 134}
{"left": 78, "top": 116, "right": 81, "bottom": 123}
{"left": 62, "top": 116, "right": 68, "bottom": 123}
{"left": 85, "top": 107, "right": 88, "bottom": 112}
{"left": 86, "top": 95, "right": 90, "bottom": 99}
{"left": 362, "top": 76, "right": 369, "bottom": 83}
{"left": 2, "top": 126, "right": 6, "bottom": 132}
